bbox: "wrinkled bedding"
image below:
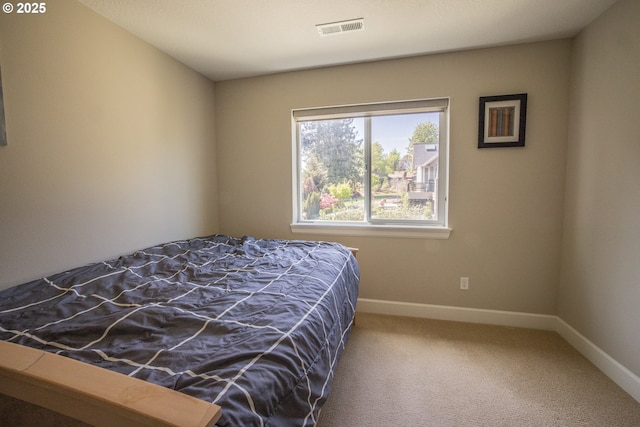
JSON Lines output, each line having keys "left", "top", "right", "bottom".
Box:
{"left": 0, "top": 235, "right": 359, "bottom": 426}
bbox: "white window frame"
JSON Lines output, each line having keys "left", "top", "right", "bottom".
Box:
{"left": 291, "top": 98, "right": 451, "bottom": 239}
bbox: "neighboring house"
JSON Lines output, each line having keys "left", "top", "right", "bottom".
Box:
{"left": 408, "top": 143, "right": 438, "bottom": 206}
{"left": 387, "top": 170, "right": 409, "bottom": 193}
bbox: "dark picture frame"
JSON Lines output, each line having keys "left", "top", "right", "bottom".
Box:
{"left": 478, "top": 93, "right": 527, "bottom": 148}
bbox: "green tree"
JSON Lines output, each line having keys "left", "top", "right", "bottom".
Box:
{"left": 386, "top": 148, "right": 401, "bottom": 173}
{"left": 302, "top": 156, "right": 327, "bottom": 198}
{"left": 300, "top": 119, "right": 363, "bottom": 189}
{"left": 371, "top": 142, "right": 389, "bottom": 191}
{"left": 303, "top": 191, "right": 321, "bottom": 219}
{"left": 372, "top": 144, "right": 402, "bottom": 175}
{"left": 408, "top": 122, "right": 439, "bottom": 153}
{"left": 371, "top": 142, "right": 388, "bottom": 175}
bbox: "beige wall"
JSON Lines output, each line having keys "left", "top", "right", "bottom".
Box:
{"left": 0, "top": 0, "right": 218, "bottom": 289}
{"left": 216, "top": 40, "right": 571, "bottom": 314}
{"left": 559, "top": 0, "right": 640, "bottom": 376}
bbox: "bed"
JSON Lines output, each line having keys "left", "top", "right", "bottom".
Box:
{"left": 0, "top": 235, "right": 360, "bottom": 426}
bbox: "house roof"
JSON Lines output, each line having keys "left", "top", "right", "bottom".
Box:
{"left": 413, "top": 143, "right": 438, "bottom": 168}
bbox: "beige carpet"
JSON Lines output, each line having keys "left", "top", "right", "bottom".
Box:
{"left": 317, "top": 313, "right": 640, "bottom": 427}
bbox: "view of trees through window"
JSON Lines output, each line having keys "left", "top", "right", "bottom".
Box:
{"left": 299, "top": 112, "right": 440, "bottom": 223}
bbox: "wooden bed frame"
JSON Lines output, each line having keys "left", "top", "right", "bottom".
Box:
{"left": 0, "top": 341, "right": 221, "bottom": 426}
{"left": 0, "top": 247, "right": 359, "bottom": 426}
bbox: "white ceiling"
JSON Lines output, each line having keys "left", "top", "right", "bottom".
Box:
{"left": 78, "top": 0, "right": 617, "bottom": 82}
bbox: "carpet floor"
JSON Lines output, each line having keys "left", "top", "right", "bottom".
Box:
{"left": 317, "top": 312, "right": 640, "bottom": 427}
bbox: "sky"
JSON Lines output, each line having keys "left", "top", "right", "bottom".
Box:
{"left": 353, "top": 112, "right": 439, "bottom": 155}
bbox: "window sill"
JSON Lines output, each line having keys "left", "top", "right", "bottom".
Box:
{"left": 290, "top": 223, "right": 452, "bottom": 239}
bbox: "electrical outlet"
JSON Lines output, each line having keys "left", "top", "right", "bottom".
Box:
{"left": 460, "top": 277, "right": 469, "bottom": 290}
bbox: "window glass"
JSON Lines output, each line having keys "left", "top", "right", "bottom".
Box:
{"left": 370, "top": 113, "right": 440, "bottom": 222}
{"left": 294, "top": 99, "right": 448, "bottom": 229}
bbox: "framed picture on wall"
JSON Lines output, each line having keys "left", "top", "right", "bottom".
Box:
{"left": 478, "top": 93, "right": 527, "bottom": 148}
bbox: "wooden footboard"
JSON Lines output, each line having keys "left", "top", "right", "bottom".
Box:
{"left": 0, "top": 341, "right": 221, "bottom": 427}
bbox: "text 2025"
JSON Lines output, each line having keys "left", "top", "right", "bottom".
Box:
{"left": 17, "top": 2, "right": 46, "bottom": 13}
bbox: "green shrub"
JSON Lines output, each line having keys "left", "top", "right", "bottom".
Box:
{"left": 304, "top": 191, "right": 321, "bottom": 219}
{"left": 328, "top": 182, "right": 352, "bottom": 200}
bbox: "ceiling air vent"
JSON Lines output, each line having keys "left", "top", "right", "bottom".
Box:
{"left": 316, "top": 18, "right": 364, "bottom": 37}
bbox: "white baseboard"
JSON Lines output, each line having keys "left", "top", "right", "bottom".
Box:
{"left": 555, "top": 317, "right": 640, "bottom": 403}
{"left": 356, "top": 298, "right": 557, "bottom": 330}
{"left": 356, "top": 298, "right": 640, "bottom": 403}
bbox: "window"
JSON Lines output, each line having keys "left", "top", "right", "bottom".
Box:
{"left": 291, "top": 98, "right": 450, "bottom": 239}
